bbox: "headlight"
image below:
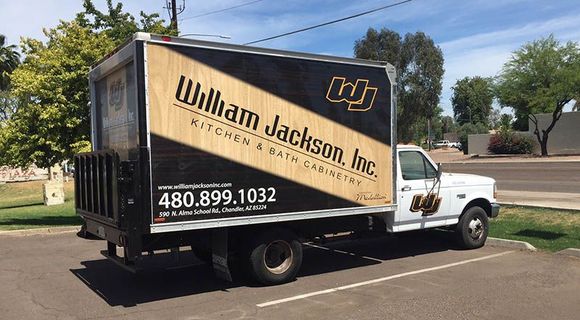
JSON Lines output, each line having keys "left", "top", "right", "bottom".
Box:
{"left": 493, "top": 183, "right": 497, "bottom": 199}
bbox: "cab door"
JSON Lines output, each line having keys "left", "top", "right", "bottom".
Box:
{"left": 396, "top": 150, "right": 449, "bottom": 232}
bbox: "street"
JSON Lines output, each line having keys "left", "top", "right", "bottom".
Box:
{"left": 1, "top": 232, "right": 579, "bottom": 320}
{"left": 443, "top": 161, "right": 580, "bottom": 193}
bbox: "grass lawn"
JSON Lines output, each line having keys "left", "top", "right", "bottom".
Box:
{"left": 490, "top": 205, "right": 580, "bottom": 252}
{"left": 0, "top": 180, "right": 81, "bottom": 231}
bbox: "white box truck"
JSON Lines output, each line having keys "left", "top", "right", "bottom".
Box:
{"left": 75, "top": 33, "right": 499, "bottom": 285}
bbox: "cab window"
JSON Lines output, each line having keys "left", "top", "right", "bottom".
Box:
{"left": 399, "top": 151, "right": 438, "bottom": 180}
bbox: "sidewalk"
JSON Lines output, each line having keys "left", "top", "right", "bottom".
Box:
{"left": 497, "top": 190, "right": 580, "bottom": 211}
{"left": 428, "top": 148, "right": 580, "bottom": 164}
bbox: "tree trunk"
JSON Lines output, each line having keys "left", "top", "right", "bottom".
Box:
{"left": 47, "top": 166, "right": 52, "bottom": 181}
{"left": 539, "top": 135, "right": 549, "bottom": 157}
{"left": 530, "top": 120, "right": 545, "bottom": 157}
{"left": 528, "top": 103, "right": 566, "bottom": 157}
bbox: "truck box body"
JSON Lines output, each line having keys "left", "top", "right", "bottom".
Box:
{"left": 147, "top": 40, "right": 397, "bottom": 231}
{"left": 75, "top": 33, "right": 402, "bottom": 280}
{"left": 77, "top": 33, "right": 397, "bottom": 238}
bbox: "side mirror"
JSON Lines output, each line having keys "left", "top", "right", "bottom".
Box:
{"left": 436, "top": 162, "right": 443, "bottom": 180}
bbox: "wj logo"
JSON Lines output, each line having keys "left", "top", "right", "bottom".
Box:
{"left": 325, "top": 77, "right": 378, "bottom": 112}
{"left": 410, "top": 194, "right": 442, "bottom": 216}
{"left": 109, "top": 79, "right": 125, "bottom": 111}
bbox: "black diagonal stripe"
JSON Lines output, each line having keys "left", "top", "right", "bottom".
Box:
{"left": 150, "top": 134, "right": 359, "bottom": 223}
{"left": 159, "top": 43, "right": 392, "bottom": 145}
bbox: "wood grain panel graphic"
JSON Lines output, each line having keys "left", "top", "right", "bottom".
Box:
{"left": 147, "top": 43, "right": 392, "bottom": 206}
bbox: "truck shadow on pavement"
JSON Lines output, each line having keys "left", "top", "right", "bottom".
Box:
{"left": 70, "top": 230, "right": 459, "bottom": 307}
{"left": 0, "top": 201, "right": 44, "bottom": 209}
{"left": 299, "top": 230, "right": 461, "bottom": 277}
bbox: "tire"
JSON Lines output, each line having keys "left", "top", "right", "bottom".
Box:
{"left": 245, "top": 228, "right": 303, "bottom": 286}
{"left": 455, "top": 206, "right": 489, "bottom": 249}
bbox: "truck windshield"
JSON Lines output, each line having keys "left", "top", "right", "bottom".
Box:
{"left": 399, "top": 151, "right": 437, "bottom": 180}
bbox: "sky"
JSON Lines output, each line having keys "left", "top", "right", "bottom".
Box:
{"left": 1, "top": 0, "right": 579, "bottom": 116}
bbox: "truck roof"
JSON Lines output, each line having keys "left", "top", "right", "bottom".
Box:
{"left": 396, "top": 144, "right": 423, "bottom": 150}
{"left": 146, "top": 33, "right": 392, "bottom": 68}
{"left": 93, "top": 32, "right": 394, "bottom": 71}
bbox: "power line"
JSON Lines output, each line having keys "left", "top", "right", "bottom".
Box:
{"left": 244, "top": 0, "right": 413, "bottom": 45}
{"left": 180, "top": 0, "right": 264, "bottom": 21}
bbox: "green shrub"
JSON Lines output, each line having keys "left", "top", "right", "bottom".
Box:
{"left": 488, "top": 131, "right": 535, "bottom": 154}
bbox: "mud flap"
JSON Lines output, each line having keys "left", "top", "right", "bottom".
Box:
{"left": 211, "top": 228, "right": 232, "bottom": 282}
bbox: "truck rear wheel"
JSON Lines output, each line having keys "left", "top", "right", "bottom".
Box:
{"left": 246, "top": 228, "right": 302, "bottom": 285}
{"left": 456, "top": 206, "right": 489, "bottom": 249}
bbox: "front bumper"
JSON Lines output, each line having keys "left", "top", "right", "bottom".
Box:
{"left": 491, "top": 203, "right": 500, "bottom": 218}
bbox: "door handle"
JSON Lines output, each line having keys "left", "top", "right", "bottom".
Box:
{"left": 402, "top": 185, "right": 411, "bottom": 191}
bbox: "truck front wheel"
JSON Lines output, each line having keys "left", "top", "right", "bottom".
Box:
{"left": 246, "top": 228, "right": 303, "bottom": 285}
{"left": 455, "top": 206, "right": 489, "bottom": 249}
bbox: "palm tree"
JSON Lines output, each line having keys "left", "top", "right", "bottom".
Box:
{"left": 0, "top": 34, "right": 20, "bottom": 91}
{"left": 0, "top": 34, "right": 20, "bottom": 120}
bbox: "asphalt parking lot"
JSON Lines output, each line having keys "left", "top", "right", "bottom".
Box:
{"left": 1, "top": 231, "right": 579, "bottom": 320}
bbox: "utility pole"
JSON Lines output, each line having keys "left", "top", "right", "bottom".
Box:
{"left": 166, "top": 0, "right": 185, "bottom": 34}
{"left": 170, "top": 0, "right": 178, "bottom": 32}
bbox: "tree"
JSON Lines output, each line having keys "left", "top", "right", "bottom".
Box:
{"left": 0, "top": 0, "right": 174, "bottom": 170}
{"left": 0, "top": 34, "right": 20, "bottom": 91}
{"left": 499, "top": 113, "right": 513, "bottom": 130}
{"left": 496, "top": 35, "right": 580, "bottom": 156}
{"left": 1, "top": 22, "right": 115, "bottom": 170}
{"left": 451, "top": 76, "right": 493, "bottom": 126}
{"left": 441, "top": 115, "right": 456, "bottom": 136}
{"left": 488, "top": 108, "right": 502, "bottom": 129}
{"left": 429, "top": 106, "right": 445, "bottom": 141}
{"left": 511, "top": 108, "right": 529, "bottom": 131}
{"left": 354, "top": 28, "right": 402, "bottom": 69}
{"left": 354, "top": 28, "right": 444, "bottom": 143}
{"left": 0, "top": 34, "right": 20, "bottom": 121}
{"left": 76, "top": 0, "right": 176, "bottom": 44}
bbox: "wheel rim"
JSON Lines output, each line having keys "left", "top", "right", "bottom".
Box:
{"left": 264, "top": 240, "right": 293, "bottom": 275}
{"left": 468, "top": 217, "right": 484, "bottom": 240}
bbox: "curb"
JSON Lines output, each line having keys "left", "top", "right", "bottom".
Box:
{"left": 487, "top": 237, "right": 537, "bottom": 251}
{"left": 556, "top": 248, "right": 580, "bottom": 258}
{"left": 0, "top": 226, "right": 81, "bottom": 237}
{"left": 497, "top": 202, "right": 580, "bottom": 212}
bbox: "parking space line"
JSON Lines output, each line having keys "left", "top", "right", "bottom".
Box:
{"left": 257, "top": 250, "right": 514, "bottom": 308}
{"left": 303, "top": 243, "right": 384, "bottom": 263}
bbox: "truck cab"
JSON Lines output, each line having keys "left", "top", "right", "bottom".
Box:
{"left": 393, "top": 144, "right": 499, "bottom": 248}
